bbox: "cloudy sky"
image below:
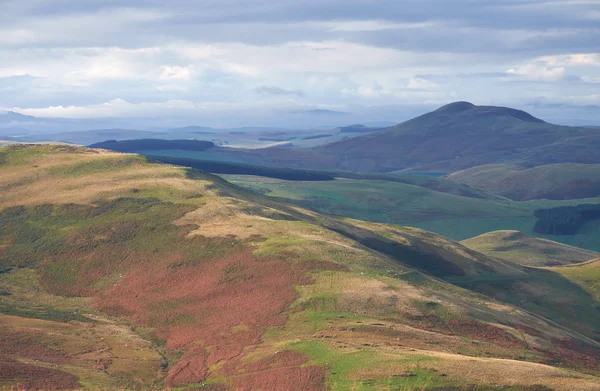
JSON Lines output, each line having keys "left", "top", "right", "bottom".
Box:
{"left": 1, "top": 0, "right": 600, "bottom": 127}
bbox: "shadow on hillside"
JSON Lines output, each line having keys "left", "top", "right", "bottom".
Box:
{"left": 459, "top": 267, "right": 600, "bottom": 342}
{"left": 187, "top": 168, "right": 600, "bottom": 344}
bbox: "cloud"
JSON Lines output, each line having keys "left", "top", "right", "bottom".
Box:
{"left": 254, "top": 85, "right": 305, "bottom": 97}
{"left": 159, "top": 65, "right": 196, "bottom": 81}
{"left": 8, "top": 98, "right": 313, "bottom": 119}
{"left": 2, "top": 0, "right": 600, "bottom": 124}
{"left": 341, "top": 85, "right": 387, "bottom": 98}
{"left": 506, "top": 64, "right": 566, "bottom": 82}
{"left": 582, "top": 76, "right": 600, "bottom": 83}
{"left": 407, "top": 77, "right": 439, "bottom": 89}
{"left": 9, "top": 98, "right": 196, "bottom": 118}
{"left": 538, "top": 53, "right": 599, "bottom": 66}
{"left": 325, "top": 20, "right": 434, "bottom": 32}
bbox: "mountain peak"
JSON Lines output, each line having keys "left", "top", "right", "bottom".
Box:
{"left": 435, "top": 101, "right": 476, "bottom": 113}
{"left": 433, "top": 102, "right": 545, "bottom": 124}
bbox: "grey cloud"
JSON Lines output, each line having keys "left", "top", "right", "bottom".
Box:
{"left": 1, "top": 0, "right": 599, "bottom": 124}
{"left": 2, "top": 0, "right": 598, "bottom": 55}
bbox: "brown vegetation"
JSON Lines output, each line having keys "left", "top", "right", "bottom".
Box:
{"left": 94, "top": 250, "right": 338, "bottom": 386}
{"left": 0, "top": 357, "right": 80, "bottom": 390}
{"left": 221, "top": 351, "right": 326, "bottom": 390}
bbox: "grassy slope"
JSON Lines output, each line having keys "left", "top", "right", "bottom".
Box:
{"left": 549, "top": 259, "right": 600, "bottom": 302}
{"left": 1, "top": 145, "right": 600, "bottom": 390}
{"left": 222, "top": 175, "right": 600, "bottom": 252}
{"left": 461, "top": 230, "right": 600, "bottom": 267}
{"left": 447, "top": 163, "right": 600, "bottom": 201}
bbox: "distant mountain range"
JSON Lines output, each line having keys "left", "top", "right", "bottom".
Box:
{"left": 6, "top": 102, "right": 600, "bottom": 174}
{"left": 206, "top": 101, "right": 600, "bottom": 173}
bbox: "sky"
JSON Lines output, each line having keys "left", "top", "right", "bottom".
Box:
{"left": 1, "top": 0, "right": 600, "bottom": 128}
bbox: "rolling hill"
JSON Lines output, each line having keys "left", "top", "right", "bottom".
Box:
{"left": 447, "top": 163, "right": 600, "bottom": 200}
{"left": 2, "top": 144, "right": 600, "bottom": 390}
{"left": 549, "top": 258, "right": 600, "bottom": 302}
{"left": 313, "top": 102, "right": 600, "bottom": 172}
{"left": 461, "top": 230, "right": 600, "bottom": 266}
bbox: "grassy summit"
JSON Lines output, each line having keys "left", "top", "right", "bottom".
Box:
{"left": 461, "top": 230, "right": 600, "bottom": 266}
{"left": 1, "top": 145, "right": 600, "bottom": 390}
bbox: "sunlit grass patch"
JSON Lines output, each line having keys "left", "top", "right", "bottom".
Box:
{"left": 46, "top": 155, "right": 147, "bottom": 177}
{"left": 549, "top": 259, "right": 600, "bottom": 301}
{"left": 0, "top": 268, "right": 91, "bottom": 322}
{"left": 289, "top": 340, "right": 445, "bottom": 391}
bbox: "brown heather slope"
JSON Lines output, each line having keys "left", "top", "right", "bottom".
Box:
{"left": 461, "top": 230, "right": 600, "bottom": 266}
{"left": 447, "top": 163, "right": 600, "bottom": 201}
{"left": 1, "top": 145, "right": 600, "bottom": 390}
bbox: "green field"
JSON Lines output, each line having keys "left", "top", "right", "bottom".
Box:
{"left": 222, "top": 175, "right": 600, "bottom": 252}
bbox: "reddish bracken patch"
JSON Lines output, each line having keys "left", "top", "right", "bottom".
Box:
{"left": 408, "top": 315, "right": 525, "bottom": 349}
{"left": 540, "top": 338, "right": 600, "bottom": 371}
{"left": 511, "top": 323, "right": 543, "bottom": 337}
{"left": 220, "top": 350, "right": 308, "bottom": 377}
{"left": 229, "top": 365, "right": 326, "bottom": 391}
{"left": 94, "top": 250, "right": 334, "bottom": 387}
{"left": 445, "top": 319, "right": 524, "bottom": 349}
{"left": 0, "top": 330, "right": 71, "bottom": 364}
{"left": 0, "top": 356, "right": 80, "bottom": 390}
{"left": 221, "top": 351, "right": 326, "bottom": 391}
{"left": 40, "top": 247, "right": 188, "bottom": 298}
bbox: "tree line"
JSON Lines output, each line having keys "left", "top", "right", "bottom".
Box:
{"left": 534, "top": 204, "right": 600, "bottom": 235}
{"left": 90, "top": 139, "right": 215, "bottom": 152}
{"left": 147, "top": 156, "right": 335, "bottom": 181}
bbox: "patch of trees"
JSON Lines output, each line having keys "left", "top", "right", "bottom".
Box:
{"left": 339, "top": 125, "right": 381, "bottom": 133}
{"left": 89, "top": 139, "right": 215, "bottom": 152}
{"left": 534, "top": 204, "right": 600, "bottom": 235}
{"left": 258, "top": 137, "right": 292, "bottom": 142}
{"left": 301, "top": 134, "right": 332, "bottom": 140}
{"left": 147, "top": 156, "right": 335, "bottom": 181}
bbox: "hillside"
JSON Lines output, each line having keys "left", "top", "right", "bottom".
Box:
{"left": 461, "top": 230, "right": 600, "bottom": 266}
{"left": 2, "top": 145, "right": 600, "bottom": 390}
{"left": 223, "top": 174, "right": 600, "bottom": 252}
{"left": 549, "top": 259, "right": 600, "bottom": 302}
{"left": 313, "top": 102, "right": 600, "bottom": 172}
{"left": 447, "top": 163, "right": 600, "bottom": 200}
